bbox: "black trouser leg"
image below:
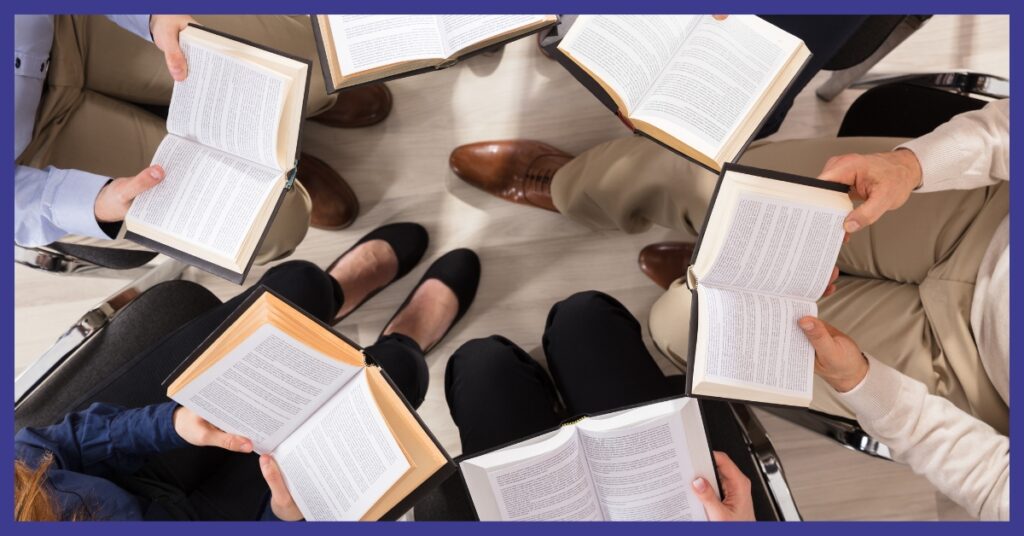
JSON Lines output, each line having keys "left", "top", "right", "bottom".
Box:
{"left": 445, "top": 336, "right": 562, "bottom": 455}
{"left": 365, "top": 333, "right": 430, "bottom": 408}
{"left": 542, "top": 291, "right": 680, "bottom": 415}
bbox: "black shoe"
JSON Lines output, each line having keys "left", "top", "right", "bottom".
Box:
{"left": 380, "top": 248, "right": 481, "bottom": 354}
{"left": 328, "top": 222, "right": 429, "bottom": 323}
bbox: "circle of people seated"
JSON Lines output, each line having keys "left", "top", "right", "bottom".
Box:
{"left": 14, "top": 14, "right": 1008, "bottom": 521}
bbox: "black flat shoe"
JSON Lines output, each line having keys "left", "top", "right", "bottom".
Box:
{"left": 328, "top": 222, "right": 429, "bottom": 323}
{"left": 380, "top": 248, "right": 481, "bottom": 354}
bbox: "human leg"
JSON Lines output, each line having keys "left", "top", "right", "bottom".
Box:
{"left": 543, "top": 291, "right": 678, "bottom": 415}
{"left": 445, "top": 337, "right": 563, "bottom": 455}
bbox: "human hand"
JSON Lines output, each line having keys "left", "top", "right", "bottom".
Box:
{"left": 150, "top": 15, "right": 198, "bottom": 81}
{"left": 692, "top": 451, "right": 755, "bottom": 521}
{"left": 260, "top": 455, "right": 304, "bottom": 521}
{"left": 799, "top": 316, "right": 869, "bottom": 393}
{"left": 94, "top": 165, "right": 166, "bottom": 223}
{"left": 173, "top": 406, "right": 253, "bottom": 453}
{"left": 818, "top": 149, "right": 923, "bottom": 233}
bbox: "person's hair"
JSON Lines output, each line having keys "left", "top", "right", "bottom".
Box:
{"left": 14, "top": 456, "right": 63, "bottom": 521}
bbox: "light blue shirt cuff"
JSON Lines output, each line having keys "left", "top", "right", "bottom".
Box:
{"left": 105, "top": 15, "right": 152, "bottom": 42}
{"left": 45, "top": 168, "right": 113, "bottom": 240}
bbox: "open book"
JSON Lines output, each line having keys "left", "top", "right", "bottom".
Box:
{"left": 460, "top": 397, "right": 717, "bottom": 521}
{"left": 552, "top": 15, "right": 811, "bottom": 171}
{"left": 311, "top": 15, "right": 558, "bottom": 91}
{"left": 684, "top": 164, "right": 852, "bottom": 407}
{"left": 125, "top": 25, "right": 311, "bottom": 284}
{"left": 165, "top": 287, "right": 454, "bottom": 521}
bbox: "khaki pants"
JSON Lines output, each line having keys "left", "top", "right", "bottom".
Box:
{"left": 17, "top": 15, "right": 337, "bottom": 263}
{"left": 555, "top": 136, "right": 1009, "bottom": 434}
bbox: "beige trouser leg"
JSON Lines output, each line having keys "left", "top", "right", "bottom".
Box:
{"left": 551, "top": 135, "right": 720, "bottom": 234}
{"left": 18, "top": 15, "right": 318, "bottom": 264}
{"left": 646, "top": 136, "right": 1009, "bottom": 433}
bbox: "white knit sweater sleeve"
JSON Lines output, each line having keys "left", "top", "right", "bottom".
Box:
{"left": 837, "top": 355, "right": 1009, "bottom": 520}
{"left": 897, "top": 99, "right": 1009, "bottom": 191}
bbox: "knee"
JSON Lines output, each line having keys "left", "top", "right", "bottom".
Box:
{"left": 259, "top": 261, "right": 335, "bottom": 317}
{"left": 546, "top": 290, "right": 624, "bottom": 328}
{"left": 264, "top": 260, "right": 327, "bottom": 285}
{"left": 446, "top": 336, "right": 524, "bottom": 384}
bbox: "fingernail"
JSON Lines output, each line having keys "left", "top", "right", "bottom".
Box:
{"left": 259, "top": 456, "right": 269, "bottom": 467}
{"left": 800, "top": 319, "right": 814, "bottom": 331}
{"left": 692, "top": 478, "right": 707, "bottom": 492}
{"left": 150, "top": 168, "right": 163, "bottom": 180}
{"left": 844, "top": 221, "right": 861, "bottom": 233}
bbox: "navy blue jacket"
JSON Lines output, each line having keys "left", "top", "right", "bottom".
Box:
{"left": 15, "top": 402, "right": 279, "bottom": 520}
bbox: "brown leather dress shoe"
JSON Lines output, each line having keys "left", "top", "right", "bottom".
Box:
{"left": 296, "top": 153, "right": 359, "bottom": 230}
{"left": 449, "top": 140, "right": 573, "bottom": 212}
{"left": 311, "top": 83, "right": 392, "bottom": 128}
{"left": 639, "top": 241, "right": 695, "bottom": 290}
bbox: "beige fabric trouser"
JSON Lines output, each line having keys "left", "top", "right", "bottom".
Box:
{"left": 17, "top": 15, "right": 338, "bottom": 263}
{"left": 554, "top": 135, "right": 1009, "bottom": 434}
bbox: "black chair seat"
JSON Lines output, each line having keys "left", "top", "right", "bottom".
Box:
{"left": 838, "top": 82, "right": 987, "bottom": 139}
{"left": 15, "top": 280, "right": 221, "bottom": 430}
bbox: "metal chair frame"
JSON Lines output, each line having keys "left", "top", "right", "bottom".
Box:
{"left": 816, "top": 15, "right": 932, "bottom": 101}
{"left": 15, "top": 243, "right": 155, "bottom": 279}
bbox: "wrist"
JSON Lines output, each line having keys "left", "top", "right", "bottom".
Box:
{"left": 893, "top": 148, "right": 923, "bottom": 190}
{"left": 171, "top": 406, "right": 187, "bottom": 440}
{"left": 828, "top": 354, "right": 870, "bottom": 393}
{"left": 93, "top": 179, "right": 117, "bottom": 223}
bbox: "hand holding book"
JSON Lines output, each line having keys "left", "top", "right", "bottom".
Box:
{"left": 150, "top": 15, "right": 198, "bottom": 81}
{"left": 171, "top": 405, "right": 305, "bottom": 520}
{"left": 798, "top": 317, "right": 870, "bottom": 393}
{"left": 259, "top": 455, "right": 304, "bottom": 521}
{"left": 691, "top": 451, "right": 756, "bottom": 521}
{"left": 94, "top": 165, "right": 165, "bottom": 224}
{"left": 818, "top": 149, "right": 925, "bottom": 233}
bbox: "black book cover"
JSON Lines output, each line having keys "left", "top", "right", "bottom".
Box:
{"left": 456, "top": 393, "right": 721, "bottom": 520}
{"left": 127, "top": 23, "right": 312, "bottom": 285}
{"left": 162, "top": 285, "right": 456, "bottom": 521}
{"left": 683, "top": 163, "right": 849, "bottom": 408}
{"left": 310, "top": 15, "right": 559, "bottom": 94}
{"left": 541, "top": 16, "right": 813, "bottom": 173}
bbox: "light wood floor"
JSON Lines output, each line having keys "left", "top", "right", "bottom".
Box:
{"left": 14, "top": 15, "right": 1008, "bottom": 521}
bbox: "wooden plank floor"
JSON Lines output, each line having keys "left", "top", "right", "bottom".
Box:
{"left": 14, "top": 15, "right": 1007, "bottom": 521}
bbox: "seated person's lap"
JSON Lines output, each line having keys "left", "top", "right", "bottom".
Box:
{"left": 448, "top": 291, "right": 681, "bottom": 456}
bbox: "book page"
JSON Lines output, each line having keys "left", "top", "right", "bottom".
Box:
{"left": 632, "top": 16, "right": 792, "bottom": 157}
{"left": 438, "top": 15, "right": 550, "bottom": 57}
{"left": 169, "top": 323, "right": 363, "bottom": 453}
{"left": 327, "top": 15, "right": 444, "bottom": 74}
{"left": 167, "top": 36, "right": 288, "bottom": 170}
{"left": 126, "top": 135, "right": 282, "bottom": 260}
{"left": 274, "top": 370, "right": 411, "bottom": 521}
{"left": 558, "top": 15, "right": 699, "bottom": 112}
{"left": 461, "top": 427, "right": 603, "bottom": 521}
{"left": 577, "top": 400, "right": 709, "bottom": 521}
{"left": 700, "top": 191, "right": 847, "bottom": 301}
{"left": 697, "top": 286, "right": 816, "bottom": 397}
